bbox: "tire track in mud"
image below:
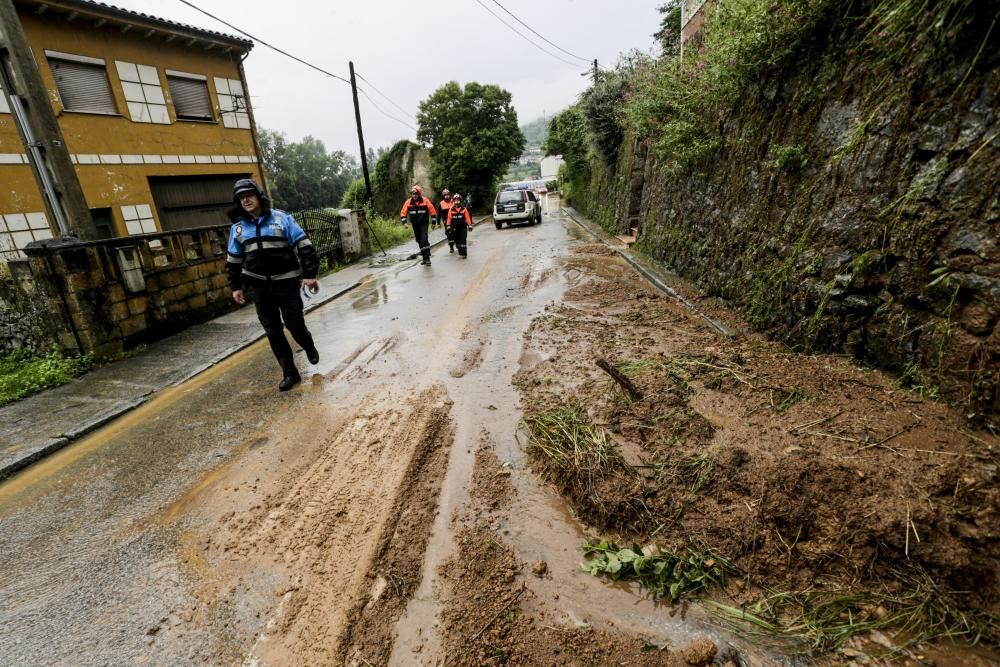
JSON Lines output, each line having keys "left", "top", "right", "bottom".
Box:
{"left": 217, "top": 384, "right": 453, "bottom": 666}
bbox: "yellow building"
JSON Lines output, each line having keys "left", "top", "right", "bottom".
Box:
{"left": 0, "top": 0, "right": 265, "bottom": 259}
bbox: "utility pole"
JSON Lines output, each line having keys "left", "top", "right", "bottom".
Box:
{"left": 0, "top": 0, "right": 95, "bottom": 239}
{"left": 348, "top": 61, "right": 373, "bottom": 208}
{"left": 347, "top": 61, "right": 386, "bottom": 256}
{"left": 593, "top": 59, "right": 598, "bottom": 83}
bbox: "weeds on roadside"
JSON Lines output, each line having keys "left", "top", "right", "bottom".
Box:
{"left": 0, "top": 348, "right": 93, "bottom": 406}
{"left": 581, "top": 540, "right": 734, "bottom": 602}
{"left": 707, "top": 572, "right": 1000, "bottom": 655}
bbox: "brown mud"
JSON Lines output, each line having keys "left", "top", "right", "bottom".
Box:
{"left": 512, "top": 243, "right": 1000, "bottom": 662}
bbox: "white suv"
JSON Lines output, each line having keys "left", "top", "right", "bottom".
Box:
{"left": 493, "top": 189, "right": 541, "bottom": 229}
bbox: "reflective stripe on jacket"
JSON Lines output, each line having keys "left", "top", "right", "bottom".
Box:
{"left": 225, "top": 208, "right": 318, "bottom": 290}
{"left": 447, "top": 205, "right": 472, "bottom": 228}
{"left": 400, "top": 196, "right": 437, "bottom": 225}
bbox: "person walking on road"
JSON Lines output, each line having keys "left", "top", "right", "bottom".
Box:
{"left": 447, "top": 193, "right": 473, "bottom": 258}
{"left": 225, "top": 178, "right": 320, "bottom": 392}
{"left": 400, "top": 185, "right": 437, "bottom": 265}
{"left": 437, "top": 188, "right": 454, "bottom": 249}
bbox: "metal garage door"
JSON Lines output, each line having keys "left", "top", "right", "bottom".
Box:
{"left": 149, "top": 174, "right": 250, "bottom": 231}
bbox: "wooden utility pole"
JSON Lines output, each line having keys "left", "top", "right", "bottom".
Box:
{"left": 348, "top": 61, "right": 373, "bottom": 208}
{"left": 0, "top": 0, "right": 95, "bottom": 239}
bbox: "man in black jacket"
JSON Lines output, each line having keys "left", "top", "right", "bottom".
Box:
{"left": 226, "top": 178, "right": 320, "bottom": 391}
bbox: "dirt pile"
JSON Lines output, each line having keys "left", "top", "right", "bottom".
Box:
{"left": 514, "top": 245, "right": 1000, "bottom": 657}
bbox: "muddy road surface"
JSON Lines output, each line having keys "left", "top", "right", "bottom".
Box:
{"left": 0, "top": 201, "right": 748, "bottom": 666}
{"left": 4, "top": 199, "right": 993, "bottom": 666}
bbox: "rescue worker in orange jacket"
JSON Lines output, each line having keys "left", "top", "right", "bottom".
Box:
{"left": 447, "top": 193, "right": 473, "bottom": 258}
{"left": 437, "top": 188, "right": 454, "bottom": 250}
{"left": 400, "top": 185, "right": 437, "bottom": 265}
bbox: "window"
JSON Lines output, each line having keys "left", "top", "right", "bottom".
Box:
{"left": 166, "top": 70, "right": 213, "bottom": 121}
{"left": 121, "top": 204, "right": 157, "bottom": 235}
{"left": 498, "top": 191, "right": 525, "bottom": 204}
{"left": 115, "top": 61, "right": 168, "bottom": 124}
{"left": 46, "top": 51, "right": 117, "bottom": 115}
{"left": 0, "top": 212, "right": 53, "bottom": 260}
{"left": 213, "top": 77, "right": 250, "bottom": 129}
{"left": 90, "top": 208, "right": 114, "bottom": 239}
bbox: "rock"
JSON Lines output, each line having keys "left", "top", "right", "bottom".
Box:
{"left": 530, "top": 560, "right": 548, "bottom": 577}
{"left": 961, "top": 302, "right": 995, "bottom": 336}
{"left": 681, "top": 638, "right": 717, "bottom": 665}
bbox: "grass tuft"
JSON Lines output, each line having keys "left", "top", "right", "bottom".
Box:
{"left": 0, "top": 348, "right": 93, "bottom": 406}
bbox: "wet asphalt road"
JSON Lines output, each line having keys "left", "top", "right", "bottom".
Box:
{"left": 0, "top": 200, "right": 569, "bottom": 666}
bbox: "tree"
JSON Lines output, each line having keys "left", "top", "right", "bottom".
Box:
{"left": 416, "top": 82, "right": 525, "bottom": 209}
{"left": 655, "top": 1, "right": 682, "bottom": 57}
{"left": 257, "top": 129, "right": 358, "bottom": 211}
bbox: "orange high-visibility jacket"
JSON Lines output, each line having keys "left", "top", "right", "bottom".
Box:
{"left": 400, "top": 196, "right": 437, "bottom": 225}
{"left": 448, "top": 205, "right": 472, "bottom": 228}
{"left": 437, "top": 198, "right": 453, "bottom": 225}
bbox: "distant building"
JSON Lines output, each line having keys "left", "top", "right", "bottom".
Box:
{"left": 0, "top": 0, "right": 265, "bottom": 259}
{"left": 540, "top": 155, "right": 563, "bottom": 181}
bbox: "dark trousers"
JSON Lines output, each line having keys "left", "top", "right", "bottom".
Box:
{"left": 452, "top": 223, "right": 468, "bottom": 256}
{"left": 411, "top": 219, "right": 431, "bottom": 261}
{"left": 249, "top": 280, "right": 314, "bottom": 366}
{"left": 445, "top": 224, "right": 455, "bottom": 248}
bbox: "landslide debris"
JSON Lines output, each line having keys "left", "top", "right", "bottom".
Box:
{"left": 514, "top": 243, "right": 999, "bottom": 658}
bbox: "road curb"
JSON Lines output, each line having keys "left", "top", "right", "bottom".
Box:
{"left": 562, "top": 208, "right": 737, "bottom": 339}
{"left": 0, "top": 279, "right": 365, "bottom": 482}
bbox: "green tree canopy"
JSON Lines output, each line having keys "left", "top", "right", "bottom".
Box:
{"left": 258, "top": 129, "right": 358, "bottom": 212}
{"left": 416, "top": 81, "right": 525, "bottom": 209}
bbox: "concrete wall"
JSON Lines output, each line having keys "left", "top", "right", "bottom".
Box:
{"left": 0, "top": 5, "right": 264, "bottom": 254}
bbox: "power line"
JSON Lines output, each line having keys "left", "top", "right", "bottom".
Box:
{"left": 355, "top": 72, "right": 416, "bottom": 120}
{"left": 473, "top": 0, "right": 588, "bottom": 70}
{"left": 356, "top": 85, "right": 417, "bottom": 133}
{"left": 485, "top": 0, "right": 591, "bottom": 64}
{"left": 174, "top": 0, "right": 350, "bottom": 85}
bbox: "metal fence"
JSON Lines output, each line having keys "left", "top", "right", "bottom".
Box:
{"left": 292, "top": 208, "right": 345, "bottom": 267}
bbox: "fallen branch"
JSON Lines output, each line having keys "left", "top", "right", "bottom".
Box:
{"left": 472, "top": 585, "right": 526, "bottom": 641}
{"left": 597, "top": 358, "right": 643, "bottom": 401}
{"left": 789, "top": 410, "right": 844, "bottom": 434}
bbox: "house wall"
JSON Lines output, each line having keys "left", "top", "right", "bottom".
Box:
{"left": 0, "top": 8, "right": 264, "bottom": 256}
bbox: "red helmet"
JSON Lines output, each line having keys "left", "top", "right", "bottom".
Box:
{"left": 442, "top": 188, "right": 451, "bottom": 196}
{"left": 411, "top": 185, "right": 423, "bottom": 196}
{"left": 452, "top": 193, "right": 463, "bottom": 203}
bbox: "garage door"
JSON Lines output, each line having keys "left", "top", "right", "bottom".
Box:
{"left": 149, "top": 174, "right": 250, "bottom": 231}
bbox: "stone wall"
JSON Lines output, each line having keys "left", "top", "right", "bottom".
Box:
{"left": 20, "top": 226, "right": 235, "bottom": 357}
{"left": 0, "top": 264, "right": 63, "bottom": 354}
{"left": 575, "top": 56, "right": 999, "bottom": 418}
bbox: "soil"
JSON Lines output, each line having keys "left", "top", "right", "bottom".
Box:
{"left": 512, "top": 242, "right": 1000, "bottom": 659}
{"left": 434, "top": 444, "right": 732, "bottom": 666}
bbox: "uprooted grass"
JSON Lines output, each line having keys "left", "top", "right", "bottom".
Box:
{"left": 521, "top": 406, "right": 650, "bottom": 533}
{"left": 707, "top": 568, "right": 1000, "bottom": 655}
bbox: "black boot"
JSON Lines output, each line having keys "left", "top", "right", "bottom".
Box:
{"left": 306, "top": 347, "right": 319, "bottom": 364}
{"left": 278, "top": 357, "right": 301, "bottom": 391}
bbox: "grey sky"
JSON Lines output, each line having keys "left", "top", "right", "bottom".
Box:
{"left": 109, "top": 0, "right": 661, "bottom": 158}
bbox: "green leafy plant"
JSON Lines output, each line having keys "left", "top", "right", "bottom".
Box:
{"left": 0, "top": 347, "right": 94, "bottom": 406}
{"left": 581, "top": 541, "right": 733, "bottom": 602}
{"left": 766, "top": 143, "right": 810, "bottom": 173}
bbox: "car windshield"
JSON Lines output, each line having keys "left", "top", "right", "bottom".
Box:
{"left": 498, "top": 191, "right": 524, "bottom": 204}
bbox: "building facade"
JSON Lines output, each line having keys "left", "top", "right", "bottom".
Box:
{"left": 0, "top": 0, "right": 265, "bottom": 260}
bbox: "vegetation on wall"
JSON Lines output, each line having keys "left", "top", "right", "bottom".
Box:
{"left": 370, "top": 139, "right": 418, "bottom": 217}
{"left": 417, "top": 81, "right": 525, "bottom": 209}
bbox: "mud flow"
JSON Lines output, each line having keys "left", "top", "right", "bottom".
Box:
{"left": 1, "top": 202, "right": 995, "bottom": 666}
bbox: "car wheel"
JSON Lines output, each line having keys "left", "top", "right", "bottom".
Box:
{"left": 495, "top": 221, "right": 502, "bottom": 230}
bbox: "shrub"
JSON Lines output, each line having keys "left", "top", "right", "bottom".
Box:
{"left": 0, "top": 348, "right": 94, "bottom": 406}
{"left": 340, "top": 178, "right": 368, "bottom": 209}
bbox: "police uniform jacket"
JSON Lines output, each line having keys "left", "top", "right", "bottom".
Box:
{"left": 226, "top": 207, "right": 318, "bottom": 291}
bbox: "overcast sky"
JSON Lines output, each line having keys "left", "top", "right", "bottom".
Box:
{"left": 108, "top": 0, "right": 661, "bottom": 158}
